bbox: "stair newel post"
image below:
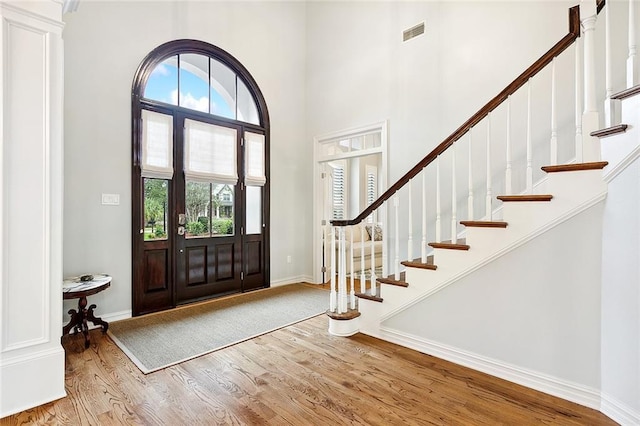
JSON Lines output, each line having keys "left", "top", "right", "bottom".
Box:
{"left": 604, "top": 2, "right": 617, "bottom": 127}
{"left": 451, "top": 143, "right": 457, "bottom": 244}
{"left": 505, "top": 95, "right": 512, "bottom": 195}
{"left": 338, "top": 226, "right": 348, "bottom": 313}
{"left": 580, "top": 0, "right": 601, "bottom": 161}
{"left": 359, "top": 224, "right": 366, "bottom": 294}
{"left": 330, "top": 226, "right": 337, "bottom": 312}
{"left": 526, "top": 79, "right": 533, "bottom": 194}
{"left": 550, "top": 57, "right": 558, "bottom": 165}
{"left": 435, "top": 155, "right": 442, "bottom": 243}
{"left": 394, "top": 194, "right": 400, "bottom": 280}
{"left": 349, "top": 225, "right": 355, "bottom": 310}
{"left": 575, "top": 36, "right": 584, "bottom": 163}
{"left": 421, "top": 169, "right": 428, "bottom": 263}
{"left": 485, "top": 113, "right": 493, "bottom": 220}
{"left": 467, "top": 130, "right": 474, "bottom": 221}
{"left": 407, "top": 179, "right": 413, "bottom": 262}
{"left": 628, "top": 0, "right": 638, "bottom": 88}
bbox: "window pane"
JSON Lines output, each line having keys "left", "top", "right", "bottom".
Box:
{"left": 185, "top": 181, "right": 211, "bottom": 238}
{"left": 237, "top": 78, "right": 260, "bottom": 125}
{"left": 213, "top": 184, "right": 234, "bottom": 236}
{"left": 246, "top": 186, "right": 261, "bottom": 234}
{"left": 144, "top": 178, "right": 169, "bottom": 241}
{"left": 210, "top": 58, "right": 236, "bottom": 120}
{"left": 144, "top": 56, "right": 178, "bottom": 105}
{"left": 364, "top": 132, "right": 381, "bottom": 149}
{"left": 179, "top": 54, "right": 210, "bottom": 113}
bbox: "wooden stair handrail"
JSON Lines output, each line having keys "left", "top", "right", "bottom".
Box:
{"left": 331, "top": 5, "right": 580, "bottom": 227}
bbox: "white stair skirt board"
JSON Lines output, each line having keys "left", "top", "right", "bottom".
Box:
{"left": 377, "top": 326, "right": 602, "bottom": 411}
{"left": 601, "top": 393, "right": 640, "bottom": 426}
{"left": 361, "top": 173, "right": 608, "bottom": 324}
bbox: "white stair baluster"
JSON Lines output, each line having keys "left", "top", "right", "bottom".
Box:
{"left": 349, "top": 225, "right": 355, "bottom": 310}
{"left": 550, "top": 57, "right": 558, "bottom": 165}
{"left": 436, "top": 156, "right": 441, "bottom": 243}
{"left": 421, "top": 169, "right": 428, "bottom": 263}
{"left": 468, "top": 131, "right": 474, "bottom": 220}
{"left": 394, "top": 194, "right": 400, "bottom": 280}
{"left": 628, "top": 0, "right": 638, "bottom": 88}
{"left": 451, "top": 143, "right": 457, "bottom": 244}
{"left": 340, "top": 227, "right": 348, "bottom": 313}
{"left": 575, "top": 37, "right": 584, "bottom": 163}
{"left": 505, "top": 96, "right": 512, "bottom": 195}
{"left": 370, "top": 214, "right": 376, "bottom": 295}
{"left": 330, "top": 226, "right": 336, "bottom": 312}
{"left": 407, "top": 180, "right": 413, "bottom": 262}
{"left": 360, "top": 224, "right": 366, "bottom": 294}
{"left": 486, "top": 113, "right": 492, "bottom": 220}
{"left": 604, "top": 2, "right": 615, "bottom": 127}
{"left": 526, "top": 79, "right": 533, "bottom": 194}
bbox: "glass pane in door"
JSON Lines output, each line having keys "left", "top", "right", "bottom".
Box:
{"left": 246, "top": 185, "right": 261, "bottom": 234}
{"left": 185, "top": 181, "right": 211, "bottom": 238}
{"left": 212, "top": 183, "right": 234, "bottom": 236}
{"left": 143, "top": 178, "right": 169, "bottom": 241}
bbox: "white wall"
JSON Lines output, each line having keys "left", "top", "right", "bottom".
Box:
{"left": 601, "top": 149, "right": 640, "bottom": 422}
{"left": 383, "top": 202, "right": 604, "bottom": 398}
{"left": 62, "top": 1, "right": 309, "bottom": 318}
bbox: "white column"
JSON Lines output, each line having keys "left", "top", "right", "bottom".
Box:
{"left": 575, "top": 37, "right": 584, "bottom": 163}
{"left": 526, "top": 79, "right": 533, "bottom": 193}
{"left": 604, "top": 3, "right": 618, "bottom": 127}
{"left": 394, "top": 195, "right": 400, "bottom": 280}
{"left": 467, "top": 131, "right": 474, "bottom": 220}
{"left": 628, "top": 0, "right": 638, "bottom": 88}
{"left": 485, "top": 114, "right": 493, "bottom": 220}
{"left": 550, "top": 58, "right": 558, "bottom": 165}
{"left": 451, "top": 144, "right": 457, "bottom": 244}
{"left": 435, "top": 156, "right": 441, "bottom": 243}
{"left": 330, "top": 227, "right": 337, "bottom": 311}
{"left": 407, "top": 180, "right": 413, "bottom": 262}
{"left": 0, "top": 2, "right": 66, "bottom": 416}
{"left": 421, "top": 170, "right": 428, "bottom": 263}
{"left": 505, "top": 96, "right": 512, "bottom": 194}
{"left": 580, "top": 0, "right": 601, "bottom": 161}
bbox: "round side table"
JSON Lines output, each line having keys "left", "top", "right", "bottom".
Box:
{"left": 62, "top": 275, "right": 111, "bottom": 349}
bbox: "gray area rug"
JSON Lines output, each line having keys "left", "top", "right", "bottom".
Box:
{"left": 108, "top": 284, "right": 328, "bottom": 374}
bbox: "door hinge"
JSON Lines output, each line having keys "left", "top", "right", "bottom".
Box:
{"left": 321, "top": 266, "right": 327, "bottom": 273}
{"left": 321, "top": 219, "right": 326, "bottom": 226}
{"left": 321, "top": 172, "right": 326, "bottom": 179}
{"left": 241, "top": 272, "right": 244, "bottom": 280}
{"left": 241, "top": 137, "right": 244, "bottom": 146}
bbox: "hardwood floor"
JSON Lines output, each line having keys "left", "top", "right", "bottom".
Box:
{"left": 2, "top": 314, "right": 616, "bottom": 425}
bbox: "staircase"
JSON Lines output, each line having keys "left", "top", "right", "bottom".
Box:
{"left": 326, "top": 1, "right": 640, "bottom": 422}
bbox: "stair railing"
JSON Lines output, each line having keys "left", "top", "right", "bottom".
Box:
{"left": 326, "top": 0, "right": 633, "bottom": 332}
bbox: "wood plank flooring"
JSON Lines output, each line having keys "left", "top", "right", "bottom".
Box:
{"left": 2, "top": 314, "right": 616, "bottom": 425}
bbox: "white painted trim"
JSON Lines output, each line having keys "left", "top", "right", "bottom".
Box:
{"left": 378, "top": 326, "right": 602, "bottom": 410}
{"left": 381, "top": 190, "right": 608, "bottom": 321}
{"left": 270, "top": 275, "right": 315, "bottom": 287}
{"left": 601, "top": 393, "right": 640, "bottom": 426}
{"left": 603, "top": 141, "right": 640, "bottom": 183}
{"left": 0, "top": 2, "right": 64, "bottom": 32}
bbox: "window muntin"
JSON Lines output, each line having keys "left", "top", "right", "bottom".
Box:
{"left": 143, "top": 53, "right": 259, "bottom": 125}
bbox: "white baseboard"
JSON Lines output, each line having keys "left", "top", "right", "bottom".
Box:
{"left": 378, "top": 326, "right": 601, "bottom": 410}
{"left": 601, "top": 393, "right": 640, "bottom": 426}
{"left": 270, "top": 275, "right": 315, "bottom": 287}
{"left": 0, "top": 346, "right": 66, "bottom": 417}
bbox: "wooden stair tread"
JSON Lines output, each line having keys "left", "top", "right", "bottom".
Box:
{"left": 377, "top": 272, "right": 409, "bottom": 287}
{"left": 611, "top": 84, "right": 640, "bottom": 100}
{"left": 428, "top": 240, "right": 470, "bottom": 251}
{"left": 326, "top": 309, "right": 362, "bottom": 320}
{"left": 460, "top": 221, "right": 508, "bottom": 228}
{"left": 590, "top": 125, "right": 628, "bottom": 138}
{"left": 400, "top": 258, "right": 438, "bottom": 270}
{"left": 497, "top": 194, "right": 553, "bottom": 202}
{"left": 355, "top": 291, "right": 383, "bottom": 303}
{"left": 541, "top": 161, "right": 608, "bottom": 173}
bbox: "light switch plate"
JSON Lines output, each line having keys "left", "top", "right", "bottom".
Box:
{"left": 102, "top": 193, "right": 120, "bottom": 205}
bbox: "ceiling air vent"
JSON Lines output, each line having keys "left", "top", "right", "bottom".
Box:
{"left": 403, "top": 22, "right": 425, "bottom": 42}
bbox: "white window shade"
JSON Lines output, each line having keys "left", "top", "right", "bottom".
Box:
{"left": 141, "top": 109, "right": 174, "bottom": 179}
{"left": 245, "top": 131, "right": 266, "bottom": 186}
{"left": 184, "top": 119, "right": 238, "bottom": 185}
